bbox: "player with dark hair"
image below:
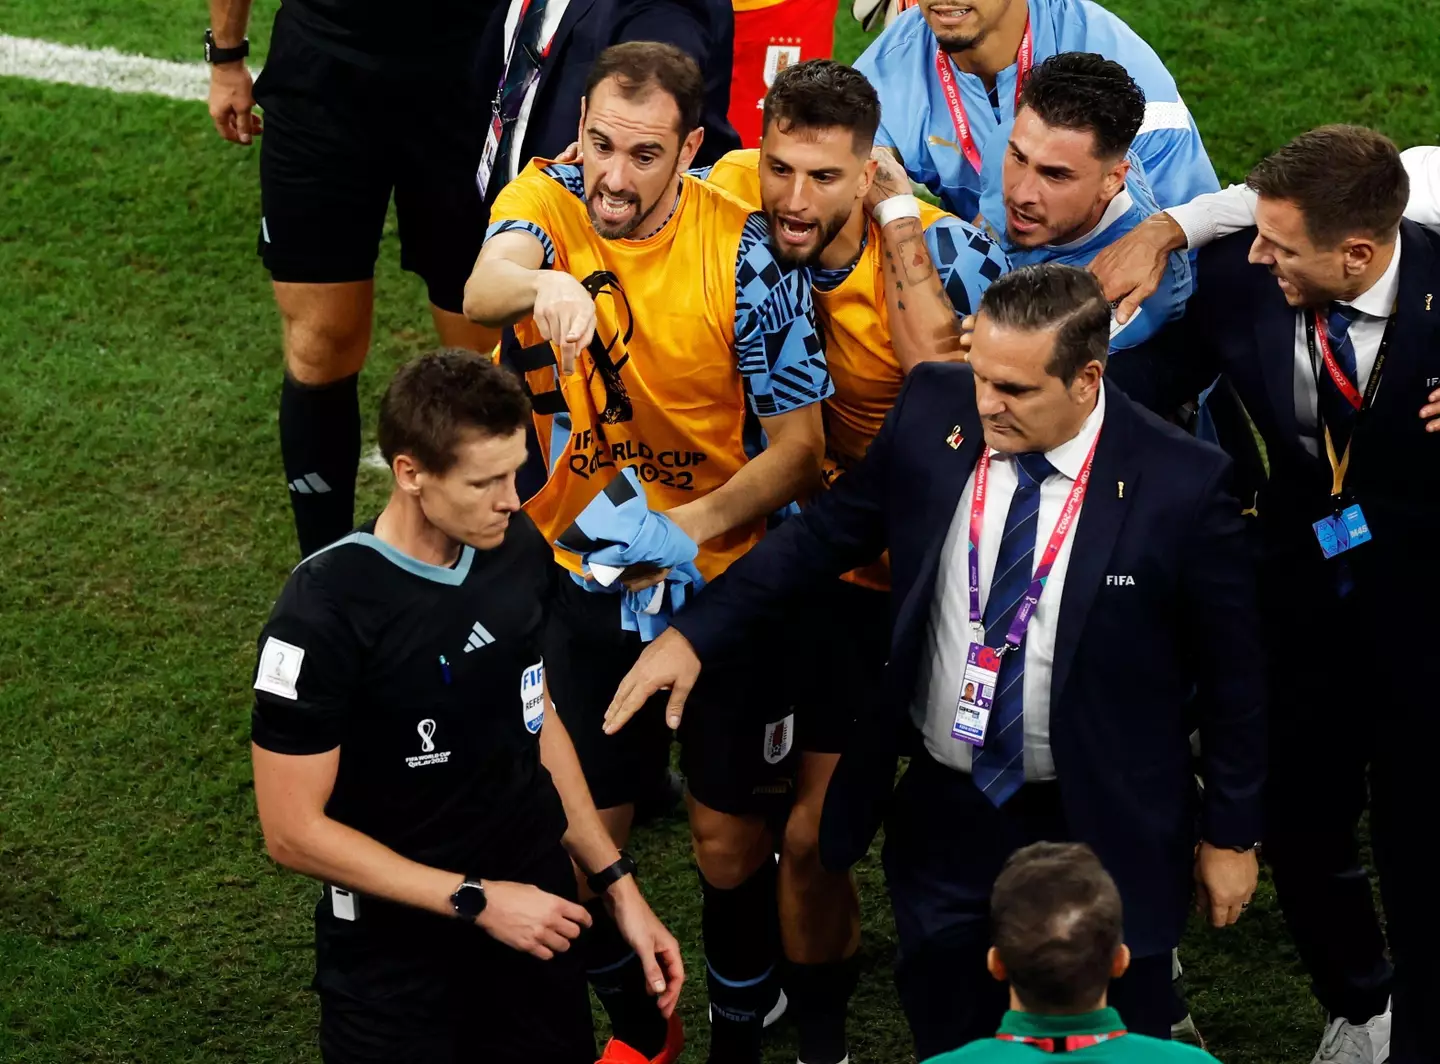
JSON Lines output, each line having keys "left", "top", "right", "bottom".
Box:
{"left": 248, "top": 349, "right": 683, "bottom": 1064}
{"left": 973, "top": 52, "right": 1192, "bottom": 358}
{"left": 694, "top": 58, "right": 1009, "bottom": 1064}
{"left": 465, "top": 42, "right": 832, "bottom": 1064}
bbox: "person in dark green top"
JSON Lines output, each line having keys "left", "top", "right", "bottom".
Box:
{"left": 927, "top": 842, "right": 1222, "bottom": 1063}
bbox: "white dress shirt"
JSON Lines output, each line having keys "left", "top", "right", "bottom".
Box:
{"left": 1166, "top": 145, "right": 1440, "bottom": 249}
{"left": 500, "top": 0, "right": 572, "bottom": 184}
{"left": 913, "top": 389, "right": 1107, "bottom": 780}
{"left": 1290, "top": 243, "right": 1402, "bottom": 457}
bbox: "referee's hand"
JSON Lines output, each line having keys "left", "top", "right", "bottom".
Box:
{"left": 474, "top": 880, "right": 593, "bottom": 960}
{"left": 208, "top": 62, "right": 262, "bottom": 146}
{"left": 607, "top": 879, "right": 686, "bottom": 1017}
{"left": 603, "top": 627, "right": 701, "bottom": 734}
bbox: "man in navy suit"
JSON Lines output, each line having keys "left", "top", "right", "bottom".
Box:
{"left": 602, "top": 263, "right": 1266, "bottom": 1058}
{"left": 474, "top": 0, "right": 740, "bottom": 217}
{"left": 1158, "top": 126, "right": 1440, "bottom": 1064}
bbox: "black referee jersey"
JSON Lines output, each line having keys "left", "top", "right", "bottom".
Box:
{"left": 251, "top": 513, "right": 567, "bottom": 880}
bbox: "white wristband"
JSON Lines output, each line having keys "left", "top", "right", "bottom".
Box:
{"left": 873, "top": 193, "right": 922, "bottom": 228}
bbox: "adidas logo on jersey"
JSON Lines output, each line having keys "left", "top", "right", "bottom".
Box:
{"left": 463, "top": 621, "right": 495, "bottom": 653}
{"left": 287, "top": 473, "right": 332, "bottom": 495}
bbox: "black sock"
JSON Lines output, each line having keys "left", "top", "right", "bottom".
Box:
{"left": 786, "top": 955, "right": 859, "bottom": 1064}
{"left": 279, "top": 372, "right": 360, "bottom": 558}
{"left": 584, "top": 898, "right": 668, "bottom": 1058}
{"left": 701, "top": 861, "right": 780, "bottom": 1064}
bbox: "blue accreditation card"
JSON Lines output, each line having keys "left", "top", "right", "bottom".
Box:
{"left": 1313, "top": 503, "right": 1373, "bottom": 559}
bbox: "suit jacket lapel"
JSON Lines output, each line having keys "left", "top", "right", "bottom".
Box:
{"left": 890, "top": 410, "right": 984, "bottom": 681}
{"left": 524, "top": 0, "right": 599, "bottom": 158}
{"left": 1254, "top": 292, "right": 1301, "bottom": 451}
{"left": 1050, "top": 382, "right": 1139, "bottom": 706}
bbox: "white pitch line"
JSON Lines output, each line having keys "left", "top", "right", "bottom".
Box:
{"left": 0, "top": 33, "right": 257, "bottom": 101}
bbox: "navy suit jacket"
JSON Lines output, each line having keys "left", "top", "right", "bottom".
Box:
{"left": 1166, "top": 222, "right": 1440, "bottom": 596}
{"left": 476, "top": 0, "right": 741, "bottom": 218}
{"left": 672, "top": 366, "right": 1267, "bottom": 956}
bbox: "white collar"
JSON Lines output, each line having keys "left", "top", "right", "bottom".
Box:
{"left": 1050, "top": 189, "right": 1134, "bottom": 251}
{"left": 1339, "top": 237, "right": 1402, "bottom": 318}
{"left": 990, "top": 385, "right": 1106, "bottom": 481}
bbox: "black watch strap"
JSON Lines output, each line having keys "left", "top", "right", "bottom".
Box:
{"left": 204, "top": 29, "right": 250, "bottom": 64}
{"left": 586, "top": 851, "right": 637, "bottom": 895}
{"left": 450, "top": 879, "right": 487, "bottom": 920}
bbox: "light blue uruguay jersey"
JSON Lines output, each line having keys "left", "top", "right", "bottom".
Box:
{"left": 977, "top": 145, "right": 1192, "bottom": 350}
{"left": 854, "top": 0, "right": 1219, "bottom": 222}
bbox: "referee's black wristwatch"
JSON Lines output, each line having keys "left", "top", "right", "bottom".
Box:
{"left": 204, "top": 28, "right": 250, "bottom": 64}
{"left": 450, "top": 879, "right": 487, "bottom": 921}
{"left": 587, "top": 851, "right": 638, "bottom": 895}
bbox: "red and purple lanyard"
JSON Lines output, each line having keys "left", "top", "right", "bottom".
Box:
{"left": 967, "top": 435, "right": 1100, "bottom": 653}
{"left": 934, "top": 19, "right": 1034, "bottom": 174}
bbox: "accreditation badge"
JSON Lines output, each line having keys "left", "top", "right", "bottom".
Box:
{"left": 476, "top": 111, "right": 504, "bottom": 197}
{"left": 1312, "top": 502, "right": 1372, "bottom": 560}
{"left": 952, "top": 641, "right": 1001, "bottom": 746}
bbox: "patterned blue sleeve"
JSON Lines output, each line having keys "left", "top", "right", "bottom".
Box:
{"left": 483, "top": 220, "right": 555, "bottom": 268}
{"left": 923, "top": 216, "right": 1011, "bottom": 318}
{"left": 733, "top": 213, "right": 833, "bottom": 416}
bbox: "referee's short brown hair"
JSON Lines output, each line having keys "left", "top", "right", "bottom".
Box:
{"left": 378, "top": 349, "right": 530, "bottom": 475}
{"left": 1247, "top": 125, "right": 1408, "bottom": 249}
{"left": 584, "top": 42, "right": 705, "bottom": 140}
{"left": 991, "top": 842, "right": 1124, "bottom": 1013}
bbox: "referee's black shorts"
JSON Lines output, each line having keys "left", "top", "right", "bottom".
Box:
{"left": 252, "top": 10, "right": 488, "bottom": 313}
{"left": 313, "top": 846, "right": 594, "bottom": 1064}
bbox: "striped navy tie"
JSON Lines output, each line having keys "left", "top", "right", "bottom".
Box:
{"left": 971, "top": 451, "right": 1055, "bottom": 807}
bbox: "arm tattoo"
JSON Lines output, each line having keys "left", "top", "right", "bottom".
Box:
{"left": 896, "top": 235, "right": 936, "bottom": 286}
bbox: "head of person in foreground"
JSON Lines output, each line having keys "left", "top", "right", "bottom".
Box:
{"left": 969, "top": 263, "right": 1108, "bottom": 455}
{"left": 1246, "top": 124, "right": 1408, "bottom": 309}
{"left": 988, "top": 841, "right": 1131, "bottom": 1015}
{"left": 578, "top": 42, "right": 707, "bottom": 240}
{"left": 378, "top": 350, "right": 531, "bottom": 550}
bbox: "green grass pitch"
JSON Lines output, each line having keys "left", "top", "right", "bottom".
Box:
{"left": 2, "top": 0, "right": 1437, "bottom": 1060}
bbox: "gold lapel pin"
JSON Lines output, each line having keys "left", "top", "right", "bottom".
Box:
{"left": 1117, "top": 481, "right": 1125, "bottom": 499}
{"left": 1426, "top": 293, "right": 1433, "bottom": 312}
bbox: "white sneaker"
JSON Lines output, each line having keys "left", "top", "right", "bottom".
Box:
{"left": 1170, "top": 1012, "right": 1205, "bottom": 1047}
{"left": 1310, "top": 1013, "right": 1386, "bottom": 1064}
{"left": 1363, "top": 1000, "right": 1392, "bottom": 1064}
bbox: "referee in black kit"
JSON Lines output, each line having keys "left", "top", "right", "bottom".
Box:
{"left": 249, "top": 350, "right": 682, "bottom": 1062}
{"left": 207, "top": 0, "right": 505, "bottom": 559}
